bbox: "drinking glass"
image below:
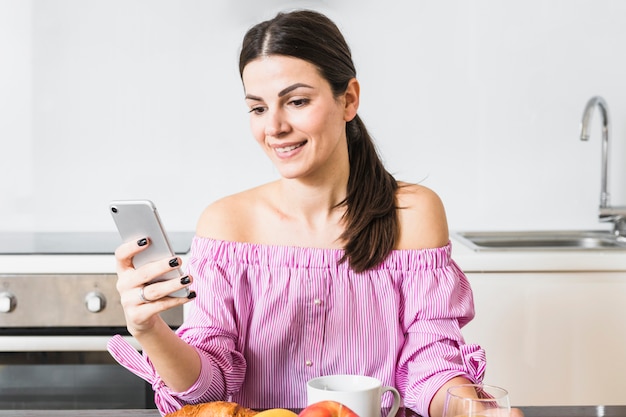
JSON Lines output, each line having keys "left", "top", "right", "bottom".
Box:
{"left": 442, "top": 384, "right": 510, "bottom": 417}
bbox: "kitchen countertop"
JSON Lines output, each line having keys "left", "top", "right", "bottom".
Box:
{"left": 449, "top": 233, "right": 626, "bottom": 272}
{"left": 0, "top": 406, "right": 624, "bottom": 417}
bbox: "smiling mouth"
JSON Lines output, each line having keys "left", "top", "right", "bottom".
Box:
{"left": 275, "top": 141, "right": 307, "bottom": 153}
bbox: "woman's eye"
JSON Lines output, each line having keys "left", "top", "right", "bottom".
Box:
{"left": 248, "top": 106, "right": 266, "bottom": 115}
{"left": 289, "top": 98, "right": 309, "bottom": 107}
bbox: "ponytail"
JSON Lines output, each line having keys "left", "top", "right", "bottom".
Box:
{"left": 337, "top": 116, "right": 399, "bottom": 272}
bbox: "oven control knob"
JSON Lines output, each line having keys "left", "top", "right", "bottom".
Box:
{"left": 0, "top": 291, "right": 16, "bottom": 313}
{"left": 85, "top": 291, "right": 106, "bottom": 313}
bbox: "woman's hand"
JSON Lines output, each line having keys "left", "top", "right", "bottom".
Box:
{"left": 511, "top": 408, "right": 525, "bottom": 417}
{"left": 114, "top": 237, "right": 195, "bottom": 335}
{"left": 430, "top": 377, "right": 525, "bottom": 417}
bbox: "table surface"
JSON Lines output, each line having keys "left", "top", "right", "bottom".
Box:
{"left": 0, "top": 406, "right": 624, "bottom": 417}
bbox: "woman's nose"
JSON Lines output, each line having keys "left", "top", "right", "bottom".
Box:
{"left": 264, "top": 109, "right": 288, "bottom": 137}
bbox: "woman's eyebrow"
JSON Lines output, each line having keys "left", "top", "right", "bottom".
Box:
{"left": 278, "top": 83, "right": 314, "bottom": 97}
{"left": 245, "top": 83, "right": 314, "bottom": 101}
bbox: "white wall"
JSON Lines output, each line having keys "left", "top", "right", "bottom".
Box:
{"left": 0, "top": 0, "right": 33, "bottom": 228}
{"left": 1, "top": 0, "right": 625, "bottom": 233}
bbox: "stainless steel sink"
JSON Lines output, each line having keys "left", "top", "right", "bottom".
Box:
{"left": 452, "top": 230, "right": 626, "bottom": 251}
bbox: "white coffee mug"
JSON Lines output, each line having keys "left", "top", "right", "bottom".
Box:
{"left": 307, "top": 374, "right": 402, "bottom": 417}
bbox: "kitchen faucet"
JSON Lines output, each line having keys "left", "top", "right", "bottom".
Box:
{"left": 580, "top": 96, "right": 626, "bottom": 236}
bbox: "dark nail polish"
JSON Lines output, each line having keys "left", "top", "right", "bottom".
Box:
{"left": 137, "top": 238, "right": 148, "bottom": 247}
{"left": 180, "top": 276, "right": 190, "bottom": 285}
{"left": 169, "top": 258, "right": 179, "bottom": 267}
{"left": 187, "top": 291, "right": 197, "bottom": 299}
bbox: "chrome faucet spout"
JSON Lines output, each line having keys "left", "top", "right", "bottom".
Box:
{"left": 580, "top": 95, "right": 610, "bottom": 208}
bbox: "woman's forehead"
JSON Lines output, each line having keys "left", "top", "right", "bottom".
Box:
{"left": 242, "top": 56, "right": 326, "bottom": 93}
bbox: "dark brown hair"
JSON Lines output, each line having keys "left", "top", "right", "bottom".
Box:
{"left": 239, "top": 10, "right": 398, "bottom": 272}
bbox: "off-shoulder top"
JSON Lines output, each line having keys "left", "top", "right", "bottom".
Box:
{"left": 108, "top": 237, "right": 485, "bottom": 417}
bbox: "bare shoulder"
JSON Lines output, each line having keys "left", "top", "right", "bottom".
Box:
{"left": 195, "top": 184, "right": 269, "bottom": 241}
{"left": 396, "top": 182, "right": 450, "bottom": 249}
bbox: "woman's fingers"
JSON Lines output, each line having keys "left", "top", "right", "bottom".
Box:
{"left": 131, "top": 255, "right": 182, "bottom": 287}
{"left": 511, "top": 408, "right": 525, "bottom": 417}
{"left": 113, "top": 238, "right": 196, "bottom": 334}
{"left": 117, "top": 255, "right": 191, "bottom": 305}
{"left": 115, "top": 237, "right": 183, "bottom": 289}
{"left": 137, "top": 275, "right": 195, "bottom": 305}
{"left": 123, "top": 289, "right": 194, "bottom": 333}
{"left": 114, "top": 237, "right": 150, "bottom": 272}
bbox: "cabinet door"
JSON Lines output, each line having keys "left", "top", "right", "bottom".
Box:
{"left": 462, "top": 272, "right": 626, "bottom": 406}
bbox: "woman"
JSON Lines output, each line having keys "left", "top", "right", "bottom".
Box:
{"left": 109, "top": 9, "right": 486, "bottom": 417}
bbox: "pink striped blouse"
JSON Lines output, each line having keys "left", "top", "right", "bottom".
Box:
{"left": 108, "top": 237, "right": 486, "bottom": 417}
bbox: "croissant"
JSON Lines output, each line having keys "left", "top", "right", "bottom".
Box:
{"left": 166, "top": 401, "right": 259, "bottom": 417}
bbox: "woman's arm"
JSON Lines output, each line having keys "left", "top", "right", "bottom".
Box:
{"left": 429, "top": 376, "right": 476, "bottom": 417}
{"left": 430, "top": 377, "right": 525, "bottom": 417}
{"left": 395, "top": 184, "right": 482, "bottom": 417}
{"left": 114, "top": 238, "right": 201, "bottom": 392}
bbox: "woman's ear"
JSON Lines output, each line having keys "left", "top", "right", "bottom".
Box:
{"left": 343, "top": 78, "right": 360, "bottom": 122}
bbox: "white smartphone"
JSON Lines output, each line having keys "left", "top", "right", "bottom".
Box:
{"left": 109, "top": 199, "right": 190, "bottom": 298}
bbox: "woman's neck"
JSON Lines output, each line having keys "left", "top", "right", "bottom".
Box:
{"left": 275, "top": 177, "right": 347, "bottom": 227}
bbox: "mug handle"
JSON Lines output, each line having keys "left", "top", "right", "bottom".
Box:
{"left": 381, "top": 386, "right": 402, "bottom": 417}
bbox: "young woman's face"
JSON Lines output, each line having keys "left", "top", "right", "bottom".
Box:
{"left": 242, "top": 55, "right": 358, "bottom": 181}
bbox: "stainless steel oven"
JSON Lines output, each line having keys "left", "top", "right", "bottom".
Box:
{"left": 0, "top": 232, "right": 193, "bottom": 410}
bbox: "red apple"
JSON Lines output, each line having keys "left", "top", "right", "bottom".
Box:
{"left": 299, "top": 401, "right": 359, "bottom": 417}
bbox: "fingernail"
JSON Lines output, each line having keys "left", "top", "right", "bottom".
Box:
{"left": 187, "top": 291, "right": 197, "bottom": 299}
{"left": 137, "top": 238, "right": 148, "bottom": 247}
{"left": 169, "top": 258, "right": 179, "bottom": 267}
{"left": 180, "top": 276, "right": 190, "bottom": 285}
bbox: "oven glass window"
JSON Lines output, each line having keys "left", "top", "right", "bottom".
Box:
{"left": 0, "top": 352, "right": 155, "bottom": 410}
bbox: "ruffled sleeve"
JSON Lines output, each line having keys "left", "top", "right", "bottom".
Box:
{"left": 393, "top": 243, "right": 486, "bottom": 417}
{"left": 460, "top": 343, "right": 487, "bottom": 383}
{"left": 107, "top": 335, "right": 181, "bottom": 415}
{"left": 107, "top": 335, "right": 218, "bottom": 416}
